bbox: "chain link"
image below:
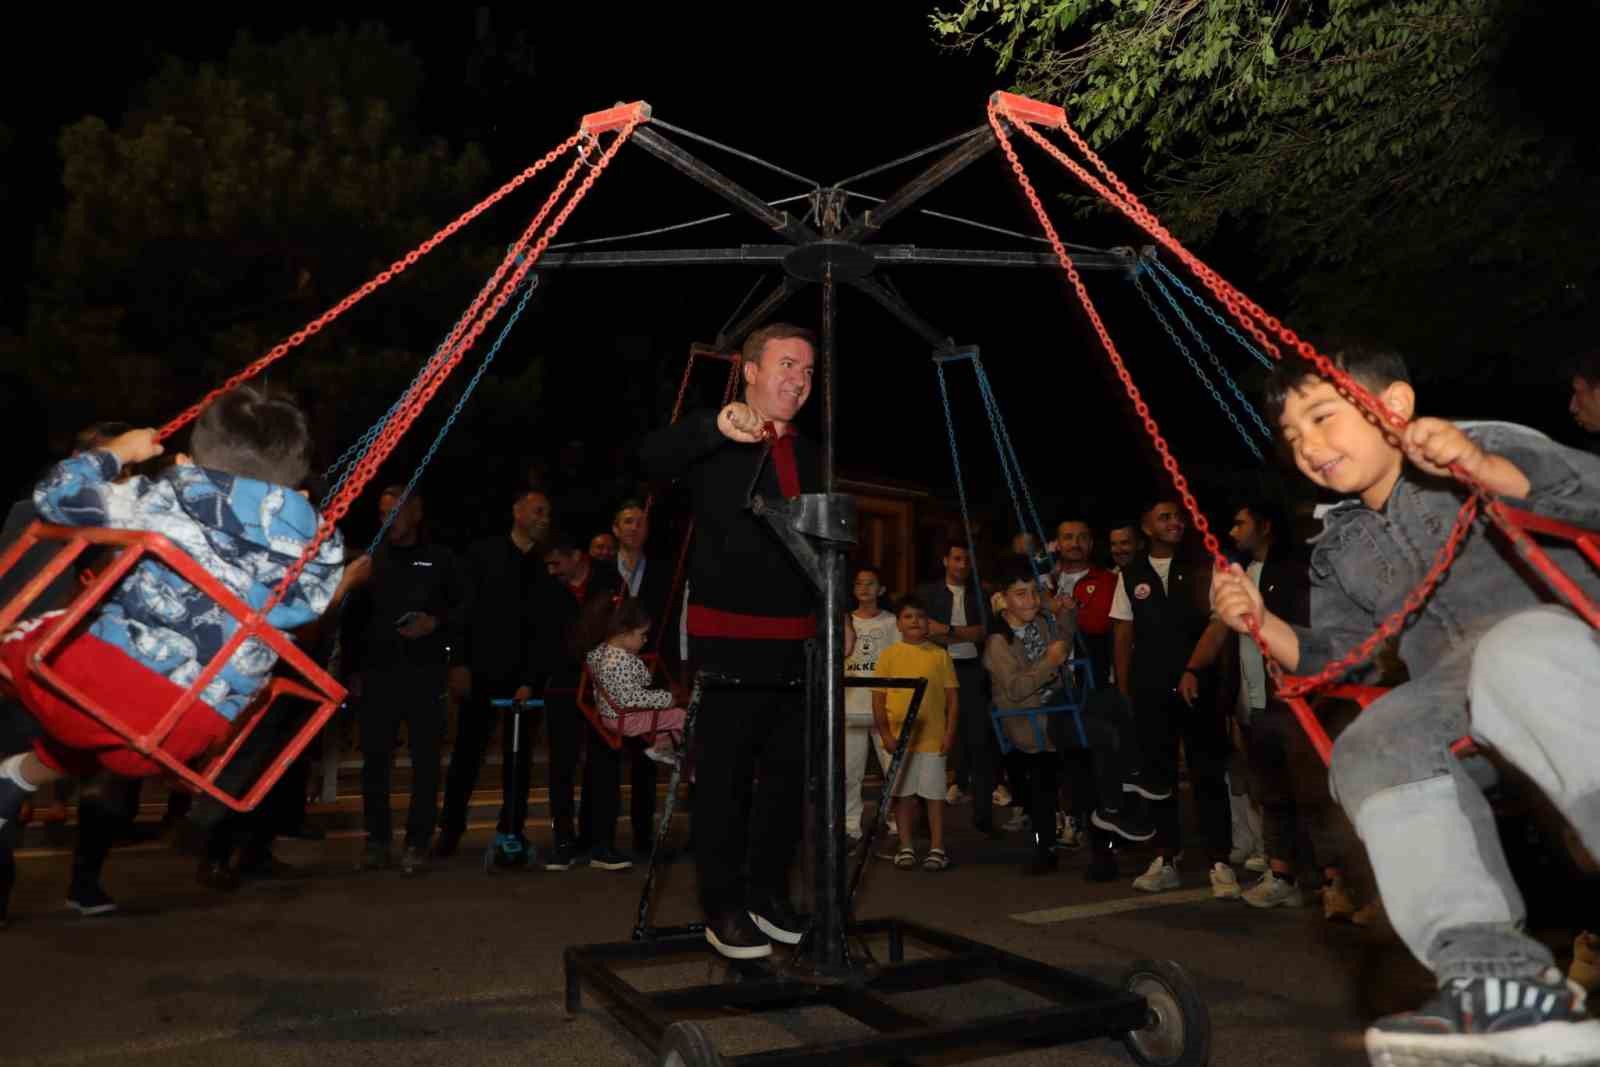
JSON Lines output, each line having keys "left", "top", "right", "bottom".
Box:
{"left": 1143, "top": 264, "right": 1273, "bottom": 442}
{"left": 1131, "top": 271, "right": 1264, "bottom": 462}
{"left": 934, "top": 360, "right": 991, "bottom": 632}
{"left": 1148, "top": 256, "right": 1273, "bottom": 370}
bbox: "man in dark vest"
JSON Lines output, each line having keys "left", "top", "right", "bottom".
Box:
{"left": 1110, "top": 498, "right": 1233, "bottom": 897}
{"left": 639, "top": 322, "right": 818, "bottom": 960}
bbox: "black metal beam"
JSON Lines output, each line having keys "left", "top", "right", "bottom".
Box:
{"left": 847, "top": 275, "right": 953, "bottom": 351}
{"left": 631, "top": 127, "right": 820, "bottom": 245}
{"left": 840, "top": 126, "right": 998, "bottom": 243}
{"left": 535, "top": 244, "right": 1131, "bottom": 271}
{"left": 715, "top": 276, "right": 807, "bottom": 349}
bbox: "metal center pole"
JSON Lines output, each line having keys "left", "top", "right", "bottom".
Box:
{"left": 808, "top": 261, "right": 849, "bottom": 972}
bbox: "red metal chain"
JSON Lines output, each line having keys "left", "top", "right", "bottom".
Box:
{"left": 156, "top": 134, "right": 584, "bottom": 441}
{"left": 988, "top": 98, "right": 1495, "bottom": 697}
{"left": 258, "top": 120, "right": 642, "bottom": 616}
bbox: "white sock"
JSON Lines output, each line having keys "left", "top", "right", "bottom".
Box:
{"left": 1, "top": 753, "right": 39, "bottom": 791}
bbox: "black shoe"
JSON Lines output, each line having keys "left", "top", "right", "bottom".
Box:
{"left": 66, "top": 882, "right": 118, "bottom": 916}
{"left": 1123, "top": 771, "right": 1172, "bottom": 802}
{"left": 748, "top": 894, "right": 807, "bottom": 946}
{"left": 1365, "top": 968, "right": 1600, "bottom": 1065}
{"left": 1085, "top": 838, "right": 1120, "bottom": 883}
{"left": 433, "top": 826, "right": 463, "bottom": 859}
{"left": 705, "top": 910, "right": 773, "bottom": 960}
{"left": 589, "top": 846, "right": 634, "bottom": 872}
{"left": 1092, "top": 807, "right": 1156, "bottom": 843}
{"left": 237, "top": 849, "right": 300, "bottom": 879}
{"left": 196, "top": 860, "right": 241, "bottom": 892}
{"left": 545, "top": 840, "right": 580, "bottom": 871}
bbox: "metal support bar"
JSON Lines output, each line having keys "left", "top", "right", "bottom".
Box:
{"left": 650, "top": 979, "right": 830, "bottom": 1014}
{"left": 841, "top": 127, "right": 999, "bottom": 243}
{"left": 631, "top": 127, "right": 819, "bottom": 244}
{"left": 535, "top": 244, "right": 1131, "bottom": 271}
{"left": 847, "top": 275, "right": 954, "bottom": 350}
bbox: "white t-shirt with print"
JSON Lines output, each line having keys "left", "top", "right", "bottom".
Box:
{"left": 845, "top": 610, "right": 900, "bottom": 723}
{"left": 947, "top": 583, "right": 978, "bottom": 660}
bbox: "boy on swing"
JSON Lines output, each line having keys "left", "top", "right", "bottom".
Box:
{"left": 1210, "top": 345, "right": 1600, "bottom": 1065}
{"left": 0, "top": 386, "right": 345, "bottom": 845}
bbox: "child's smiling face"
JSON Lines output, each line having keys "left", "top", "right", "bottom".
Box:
{"left": 1278, "top": 377, "right": 1412, "bottom": 508}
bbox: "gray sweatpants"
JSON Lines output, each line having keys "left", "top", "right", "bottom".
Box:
{"left": 1329, "top": 606, "right": 1600, "bottom": 984}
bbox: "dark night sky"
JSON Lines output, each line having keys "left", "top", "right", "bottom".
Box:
{"left": 2, "top": 7, "right": 1586, "bottom": 542}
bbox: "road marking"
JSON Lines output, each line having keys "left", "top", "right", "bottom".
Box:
{"left": 1011, "top": 887, "right": 1216, "bottom": 924}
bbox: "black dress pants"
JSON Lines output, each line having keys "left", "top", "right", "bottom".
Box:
{"left": 359, "top": 664, "right": 446, "bottom": 848}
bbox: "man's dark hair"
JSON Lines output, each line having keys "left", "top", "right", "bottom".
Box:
{"left": 941, "top": 538, "right": 971, "bottom": 559}
{"left": 1141, "top": 496, "right": 1180, "bottom": 520}
{"left": 515, "top": 486, "right": 548, "bottom": 509}
{"left": 542, "top": 527, "right": 585, "bottom": 556}
{"left": 741, "top": 322, "right": 817, "bottom": 365}
{"left": 74, "top": 421, "right": 133, "bottom": 453}
{"left": 1107, "top": 519, "right": 1141, "bottom": 538}
{"left": 1262, "top": 342, "right": 1411, "bottom": 425}
{"left": 1232, "top": 496, "right": 1286, "bottom": 544}
{"left": 1055, "top": 517, "right": 1093, "bottom": 533}
{"left": 612, "top": 499, "right": 646, "bottom": 523}
{"left": 1566, "top": 349, "right": 1600, "bottom": 385}
{"left": 895, "top": 593, "right": 929, "bottom": 616}
{"left": 190, "top": 384, "right": 313, "bottom": 487}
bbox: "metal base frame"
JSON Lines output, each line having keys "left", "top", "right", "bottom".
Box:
{"left": 566, "top": 917, "right": 1149, "bottom": 1066}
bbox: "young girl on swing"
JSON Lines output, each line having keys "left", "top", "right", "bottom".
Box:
{"left": 579, "top": 596, "right": 687, "bottom": 764}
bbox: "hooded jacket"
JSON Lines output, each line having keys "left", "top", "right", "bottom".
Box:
{"left": 33, "top": 450, "right": 345, "bottom": 720}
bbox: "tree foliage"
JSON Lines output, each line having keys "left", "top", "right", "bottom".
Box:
{"left": 22, "top": 24, "right": 547, "bottom": 460}
{"left": 931, "top": 0, "right": 1599, "bottom": 368}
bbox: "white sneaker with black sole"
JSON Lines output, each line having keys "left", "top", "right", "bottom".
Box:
{"left": 1242, "top": 871, "right": 1304, "bottom": 909}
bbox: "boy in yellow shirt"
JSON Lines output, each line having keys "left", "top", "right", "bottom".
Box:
{"left": 872, "top": 597, "right": 960, "bottom": 872}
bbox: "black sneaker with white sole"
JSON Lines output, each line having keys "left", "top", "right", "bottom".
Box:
{"left": 748, "top": 894, "right": 807, "bottom": 946}
{"left": 1365, "top": 968, "right": 1600, "bottom": 1067}
{"left": 1092, "top": 806, "right": 1156, "bottom": 843}
{"left": 1123, "top": 771, "right": 1172, "bottom": 802}
{"left": 705, "top": 910, "right": 773, "bottom": 960}
{"left": 66, "top": 882, "right": 118, "bottom": 917}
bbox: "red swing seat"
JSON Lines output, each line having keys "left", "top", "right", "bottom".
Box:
{"left": 575, "top": 652, "right": 678, "bottom": 751}
{"left": 0, "top": 522, "right": 345, "bottom": 813}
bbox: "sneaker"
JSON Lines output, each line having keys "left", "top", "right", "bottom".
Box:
{"left": 65, "top": 882, "right": 118, "bottom": 916}
{"left": 589, "top": 846, "right": 634, "bottom": 872}
{"left": 1123, "top": 772, "right": 1172, "bottom": 802}
{"left": 1133, "top": 856, "right": 1180, "bottom": 893}
{"left": 1210, "top": 862, "right": 1242, "bottom": 901}
{"left": 1364, "top": 968, "right": 1600, "bottom": 1067}
{"left": 1002, "top": 808, "right": 1030, "bottom": 833}
{"left": 489, "top": 834, "right": 531, "bottom": 871}
{"left": 1244, "top": 852, "right": 1269, "bottom": 873}
{"left": 1242, "top": 871, "right": 1304, "bottom": 909}
{"left": 196, "top": 859, "right": 242, "bottom": 891}
{"left": 1085, "top": 841, "right": 1119, "bottom": 883}
{"left": 1323, "top": 877, "right": 1359, "bottom": 922}
{"left": 946, "top": 784, "right": 968, "bottom": 805}
{"left": 643, "top": 742, "right": 680, "bottom": 766}
{"left": 433, "top": 826, "right": 464, "bottom": 859}
{"left": 992, "top": 784, "right": 1014, "bottom": 808}
{"left": 356, "top": 841, "right": 393, "bottom": 872}
{"left": 544, "top": 840, "right": 581, "bottom": 872}
{"left": 748, "top": 894, "right": 806, "bottom": 945}
{"left": 706, "top": 910, "right": 773, "bottom": 960}
{"left": 885, "top": 814, "right": 899, "bottom": 838}
{"left": 399, "top": 845, "right": 430, "bottom": 876}
{"left": 1091, "top": 807, "right": 1156, "bottom": 843}
{"left": 1055, "top": 814, "right": 1086, "bottom": 851}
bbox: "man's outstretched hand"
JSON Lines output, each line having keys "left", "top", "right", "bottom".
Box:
{"left": 717, "top": 402, "right": 767, "bottom": 443}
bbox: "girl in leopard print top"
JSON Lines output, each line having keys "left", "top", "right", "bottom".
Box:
{"left": 580, "top": 597, "right": 686, "bottom": 764}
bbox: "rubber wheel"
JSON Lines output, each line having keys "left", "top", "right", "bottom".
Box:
{"left": 658, "top": 1021, "right": 724, "bottom": 1067}
{"left": 1119, "top": 959, "right": 1211, "bottom": 1067}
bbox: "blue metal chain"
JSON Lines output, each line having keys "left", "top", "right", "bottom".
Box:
{"left": 933, "top": 357, "right": 990, "bottom": 633}
{"left": 974, "top": 363, "right": 1049, "bottom": 550}
{"left": 1148, "top": 255, "right": 1273, "bottom": 370}
{"left": 1144, "top": 266, "right": 1274, "bottom": 443}
{"left": 1132, "top": 271, "right": 1265, "bottom": 463}
{"left": 365, "top": 273, "right": 540, "bottom": 555}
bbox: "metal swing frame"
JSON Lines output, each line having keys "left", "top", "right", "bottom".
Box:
{"left": 557, "top": 99, "right": 1206, "bottom": 1066}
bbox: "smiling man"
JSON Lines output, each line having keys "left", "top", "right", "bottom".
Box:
{"left": 639, "top": 322, "right": 819, "bottom": 960}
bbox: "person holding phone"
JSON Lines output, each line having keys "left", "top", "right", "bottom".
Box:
{"left": 342, "top": 486, "right": 465, "bottom": 876}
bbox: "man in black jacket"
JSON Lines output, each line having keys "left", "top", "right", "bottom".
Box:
{"left": 533, "top": 528, "right": 624, "bottom": 872}
{"left": 1111, "top": 498, "right": 1232, "bottom": 897}
{"left": 343, "top": 487, "right": 465, "bottom": 876}
{"left": 436, "top": 488, "right": 550, "bottom": 864}
{"left": 639, "top": 322, "right": 819, "bottom": 960}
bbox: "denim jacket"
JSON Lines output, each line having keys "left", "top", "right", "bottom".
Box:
{"left": 1293, "top": 422, "right": 1600, "bottom": 686}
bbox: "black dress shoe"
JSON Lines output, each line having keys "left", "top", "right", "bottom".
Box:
{"left": 705, "top": 911, "right": 772, "bottom": 960}
{"left": 748, "top": 893, "right": 807, "bottom": 945}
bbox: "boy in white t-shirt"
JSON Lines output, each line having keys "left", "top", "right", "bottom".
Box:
{"left": 844, "top": 564, "right": 898, "bottom": 849}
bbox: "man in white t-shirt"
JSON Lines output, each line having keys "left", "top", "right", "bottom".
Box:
{"left": 919, "top": 541, "right": 1000, "bottom": 836}
{"left": 844, "top": 564, "right": 898, "bottom": 849}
